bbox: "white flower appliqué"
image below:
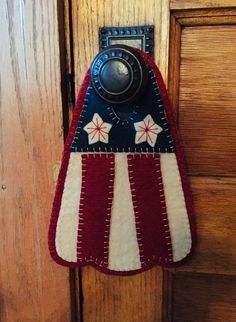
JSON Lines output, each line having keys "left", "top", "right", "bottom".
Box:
{"left": 84, "top": 113, "right": 112, "bottom": 145}
{"left": 134, "top": 114, "right": 163, "bottom": 147}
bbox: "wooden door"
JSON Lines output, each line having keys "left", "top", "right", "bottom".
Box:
{"left": 2, "top": 0, "right": 235, "bottom": 321}
{"left": 65, "top": 1, "right": 236, "bottom": 321}
{"left": 166, "top": 2, "right": 236, "bottom": 321}
{"left": 0, "top": 1, "right": 71, "bottom": 321}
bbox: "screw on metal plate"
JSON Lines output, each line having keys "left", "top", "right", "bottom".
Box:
{"left": 99, "top": 25, "right": 154, "bottom": 57}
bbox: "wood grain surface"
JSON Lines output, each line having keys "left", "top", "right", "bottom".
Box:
{"left": 179, "top": 25, "right": 236, "bottom": 177}
{"left": 173, "top": 176, "right": 236, "bottom": 275}
{"left": 72, "top": 0, "right": 170, "bottom": 87}
{"left": 170, "top": 0, "right": 236, "bottom": 10}
{"left": 82, "top": 267, "right": 163, "bottom": 322}
{"left": 0, "top": 1, "right": 70, "bottom": 321}
{"left": 168, "top": 14, "right": 181, "bottom": 119}
{"left": 166, "top": 9, "right": 236, "bottom": 322}
{"left": 172, "top": 272, "right": 236, "bottom": 322}
{"left": 2, "top": 0, "right": 236, "bottom": 321}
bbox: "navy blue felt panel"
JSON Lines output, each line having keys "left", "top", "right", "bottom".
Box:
{"left": 70, "top": 64, "right": 175, "bottom": 153}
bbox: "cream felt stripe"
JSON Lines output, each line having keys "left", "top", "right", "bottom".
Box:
{"left": 160, "top": 153, "right": 192, "bottom": 262}
{"left": 55, "top": 152, "right": 82, "bottom": 262}
{"left": 108, "top": 153, "right": 141, "bottom": 271}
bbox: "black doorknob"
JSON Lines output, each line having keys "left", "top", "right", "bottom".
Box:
{"left": 90, "top": 45, "right": 148, "bottom": 104}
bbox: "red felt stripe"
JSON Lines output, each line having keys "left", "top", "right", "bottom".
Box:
{"left": 127, "top": 154, "right": 173, "bottom": 267}
{"left": 77, "top": 154, "right": 115, "bottom": 267}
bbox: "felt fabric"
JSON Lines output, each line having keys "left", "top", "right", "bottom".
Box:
{"left": 55, "top": 153, "right": 82, "bottom": 262}
{"left": 160, "top": 153, "right": 192, "bottom": 262}
{"left": 108, "top": 154, "right": 141, "bottom": 271}
{"left": 70, "top": 64, "right": 175, "bottom": 153}
{"left": 76, "top": 154, "right": 115, "bottom": 266}
{"left": 127, "top": 154, "right": 173, "bottom": 266}
{"left": 48, "top": 49, "right": 196, "bottom": 275}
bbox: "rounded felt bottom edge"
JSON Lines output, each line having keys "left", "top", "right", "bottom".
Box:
{"left": 49, "top": 246, "right": 195, "bottom": 276}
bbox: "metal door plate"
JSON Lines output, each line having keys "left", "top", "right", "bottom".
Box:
{"left": 99, "top": 25, "right": 154, "bottom": 57}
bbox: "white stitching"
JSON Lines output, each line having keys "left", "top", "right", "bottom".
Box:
{"left": 102, "top": 153, "right": 115, "bottom": 266}
{"left": 127, "top": 154, "right": 146, "bottom": 265}
{"left": 77, "top": 153, "right": 115, "bottom": 266}
{"left": 76, "top": 154, "right": 87, "bottom": 261}
{"left": 154, "top": 154, "right": 173, "bottom": 263}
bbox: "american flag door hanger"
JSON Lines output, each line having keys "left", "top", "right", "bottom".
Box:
{"left": 49, "top": 45, "right": 196, "bottom": 275}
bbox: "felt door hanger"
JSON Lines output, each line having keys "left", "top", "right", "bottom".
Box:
{"left": 48, "top": 45, "right": 195, "bottom": 275}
